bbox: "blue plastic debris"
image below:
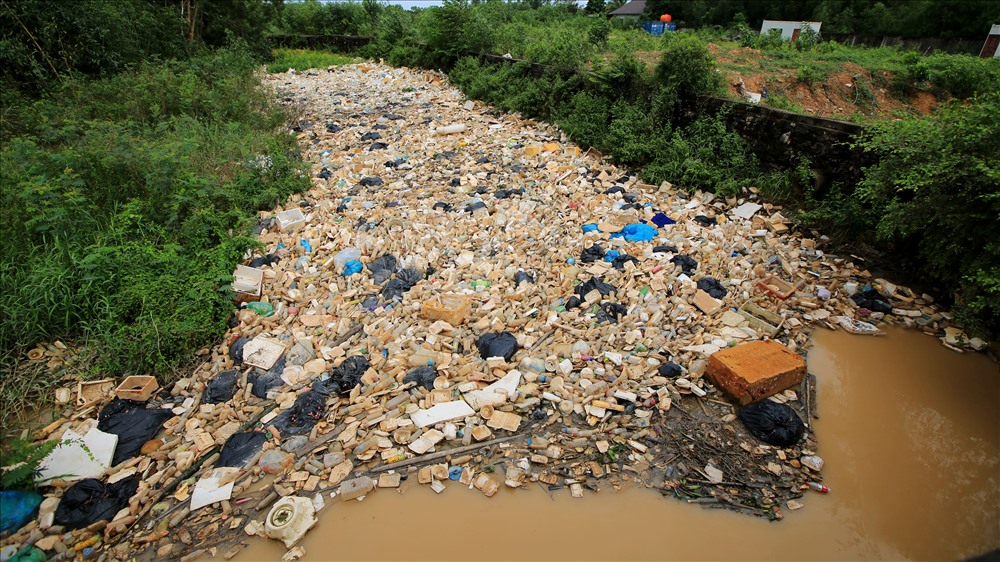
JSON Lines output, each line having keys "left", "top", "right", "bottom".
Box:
{"left": 651, "top": 212, "right": 676, "bottom": 227}
{"left": 604, "top": 249, "right": 621, "bottom": 262}
{"left": 342, "top": 260, "right": 363, "bottom": 276}
{"left": 611, "top": 223, "right": 658, "bottom": 242}
{"left": 581, "top": 223, "right": 599, "bottom": 233}
{"left": 0, "top": 491, "right": 42, "bottom": 534}
{"left": 300, "top": 239, "right": 312, "bottom": 253}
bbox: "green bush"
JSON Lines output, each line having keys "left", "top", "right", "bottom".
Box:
{"left": 266, "top": 48, "right": 354, "bottom": 72}
{"left": 0, "top": 46, "right": 309, "bottom": 376}
{"left": 854, "top": 94, "right": 1000, "bottom": 336}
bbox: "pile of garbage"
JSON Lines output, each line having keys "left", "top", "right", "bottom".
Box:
{"left": 1, "top": 62, "right": 985, "bottom": 562}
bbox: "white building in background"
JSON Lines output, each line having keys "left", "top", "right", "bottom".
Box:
{"left": 981, "top": 24, "right": 1000, "bottom": 58}
{"left": 760, "top": 20, "right": 822, "bottom": 41}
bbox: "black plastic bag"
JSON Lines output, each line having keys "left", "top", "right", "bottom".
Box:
{"left": 658, "top": 362, "right": 683, "bottom": 377}
{"left": 611, "top": 255, "right": 638, "bottom": 270}
{"left": 381, "top": 268, "right": 423, "bottom": 302}
{"left": 653, "top": 245, "right": 678, "bottom": 254}
{"left": 369, "top": 142, "right": 388, "bottom": 150}
{"left": 404, "top": 366, "right": 437, "bottom": 390}
{"left": 229, "top": 337, "right": 250, "bottom": 366}
{"left": 367, "top": 254, "right": 398, "bottom": 284}
{"left": 697, "top": 277, "right": 727, "bottom": 299}
{"left": 465, "top": 201, "right": 487, "bottom": 213}
{"left": 597, "top": 302, "right": 627, "bottom": 323}
{"left": 360, "top": 176, "right": 383, "bottom": 187}
{"left": 320, "top": 356, "right": 371, "bottom": 396}
{"left": 317, "top": 168, "right": 332, "bottom": 179}
{"left": 693, "top": 215, "right": 717, "bottom": 227}
{"left": 432, "top": 202, "right": 454, "bottom": 212}
{"left": 494, "top": 188, "right": 525, "bottom": 199}
{"left": 851, "top": 287, "right": 893, "bottom": 314}
{"left": 670, "top": 255, "right": 698, "bottom": 275}
{"left": 604, "top": 186, "right": 625, "bottom": 195}
{"left": 574, "top": 278, "right": 616, "bottom": 299}
{"left": 272, "top": 391, "right": 328, "bottom": 436}
{"left": 360, "top": 132, "right": 382, "bottom": 141}
{"left": 514, "top": 270, "right": 534, "bottom": 285}
{"left": 580, "top": 244, "right": 604, "bottom": 263}
{"left": 248, "top": 253, "right": 280, "bottom": 268}
{"left": 54, "top": 477, "right": 138, "bottom": 530}
{"left": 97, "top": 399, "right": 173, "bottom": 466}
{"left": 738, "top": 401, "right": 806, "bottom": 447}
{"left": 565, "top": 296, "right": 582, "bottom": 310}
{"left": 476, "top": 332, "right": 519, "bottom": 361}
{"left": 248, "top": 357, "right": 286, "bottom": 399}
{"left": 202, "top": 370, "right": 238, "bottom": 404}
{"left": 217, "top": 432, "right": 267, "bottom": 469}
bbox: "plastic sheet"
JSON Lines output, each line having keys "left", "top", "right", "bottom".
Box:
{"left": 202, "top": 370, "right": 239, "bottom": 404}
{"left": 217, "top": 432, "right": 268, "bottom": 469}
{"left": 97, "top": 399, "right": 172, "bottom": 466}
{"left": 53, "top": 477, "right": 138, "bottom": 530}
{"left": 0, "top": 491, "right": 42, "bottom": 534}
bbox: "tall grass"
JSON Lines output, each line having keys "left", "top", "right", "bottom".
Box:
{"left": 0, "top": 44, "right": 309, "bottom": 412}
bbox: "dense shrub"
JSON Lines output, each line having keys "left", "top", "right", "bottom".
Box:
{"left": 0, "top": 46, "right": 308, "bottom": 374}
{"left": 853, "top": 95, "right": 1000, "bottom": 335}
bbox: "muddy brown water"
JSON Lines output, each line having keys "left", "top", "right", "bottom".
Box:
{"left": 235, "top": 328, "right": 999, "bottom": 561}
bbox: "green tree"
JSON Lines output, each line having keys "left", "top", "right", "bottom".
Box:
{"left": 585, "top": 0, "right": 607, "bottom": 15}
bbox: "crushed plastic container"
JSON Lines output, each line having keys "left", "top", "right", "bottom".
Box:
{"left": 263, "top": 496, "right": 317, "bottom": 548}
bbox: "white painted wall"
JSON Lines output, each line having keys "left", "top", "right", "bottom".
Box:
{"left": 760, "top": 20, "right": 822, "bottom": 40}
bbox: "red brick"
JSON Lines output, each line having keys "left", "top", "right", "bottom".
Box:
{"left": 705, "top": 340, "right": 805, "bottom": 405}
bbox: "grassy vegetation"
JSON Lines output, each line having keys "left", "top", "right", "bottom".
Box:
{"left": 0, "top": 45, "right": 309, "bottom": 435}
{"left": 266, "top": 48, "right": 356, "bottom": 72}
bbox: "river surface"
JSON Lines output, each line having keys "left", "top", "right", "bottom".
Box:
{"left": 236, "top": 328, "right": 999, "bottom": 561}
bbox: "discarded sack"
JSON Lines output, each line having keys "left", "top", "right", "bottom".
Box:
{"left": 851, "top": 287, "right": 893, "bottom": 314}
{"left": 404, "top": 366, "right": 437, "bottom": 390}
{"left": 381, "top": 268, "right": 423, "bottom": 301}
{"left": 0, "top": 491, "right": 42, "bottom": 534}
{"left": 611, "top": 223, "right": 657, "bottom": 242}
{"left": 217, "top": 432, "right": 268, "bottom": 469}
{"left": 202, "top": 370, "right": 239, "bottom": 404}
{"left": 580, "top": 244, "right": 604, "bottom": 263}
{"left": 476, "top": 332, "right": 519, "bottom": 361}
{"left": 97, "top": 399, "right": 173, "bottom": 466}
{"left": 367, "top": 254, "right": 398, "bottom": 284}
{"left": 229, "top": 337, "right": 250, "bottom": 366}
{"left": 697, "top": 276, "right": 727, "bottom": 299}
{"left": 574, "top": 278, "right": 616, "bottom": 299}
{"left": 670, "top": 255, "right": 698, "bottom": 275}
{"left": 272, "top": 391, "right": 328, "bottom": 435}
{"left": 248, "top": 357, "right": 286, "bottom": 399}
{"left": 54, "top": 477, "right": 138, "bottom": 530}
{"left": 316, "top": 356, "right": 370, "bottom": 396}
{"left": 738, "top": 400, "right": 805, "bottom": 447}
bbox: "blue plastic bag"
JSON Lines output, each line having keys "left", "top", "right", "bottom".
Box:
{"left": 651, "top": 212, "right": 676, "bottom": 227}
{"left": 0, "top": 490, "right": 43, "bottom": 534}
{"left": 611, "top": 223, "right": 658, "bottom": 242}
{"left": 342, "top": 260, "right": 363, "bottom": 276}
{"left": 581, "top": 223, "right": 599, "bottom": 233}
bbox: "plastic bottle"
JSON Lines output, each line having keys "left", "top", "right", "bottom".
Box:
{"left": 807, "top": 481, "right": 829, "bottom": 493}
